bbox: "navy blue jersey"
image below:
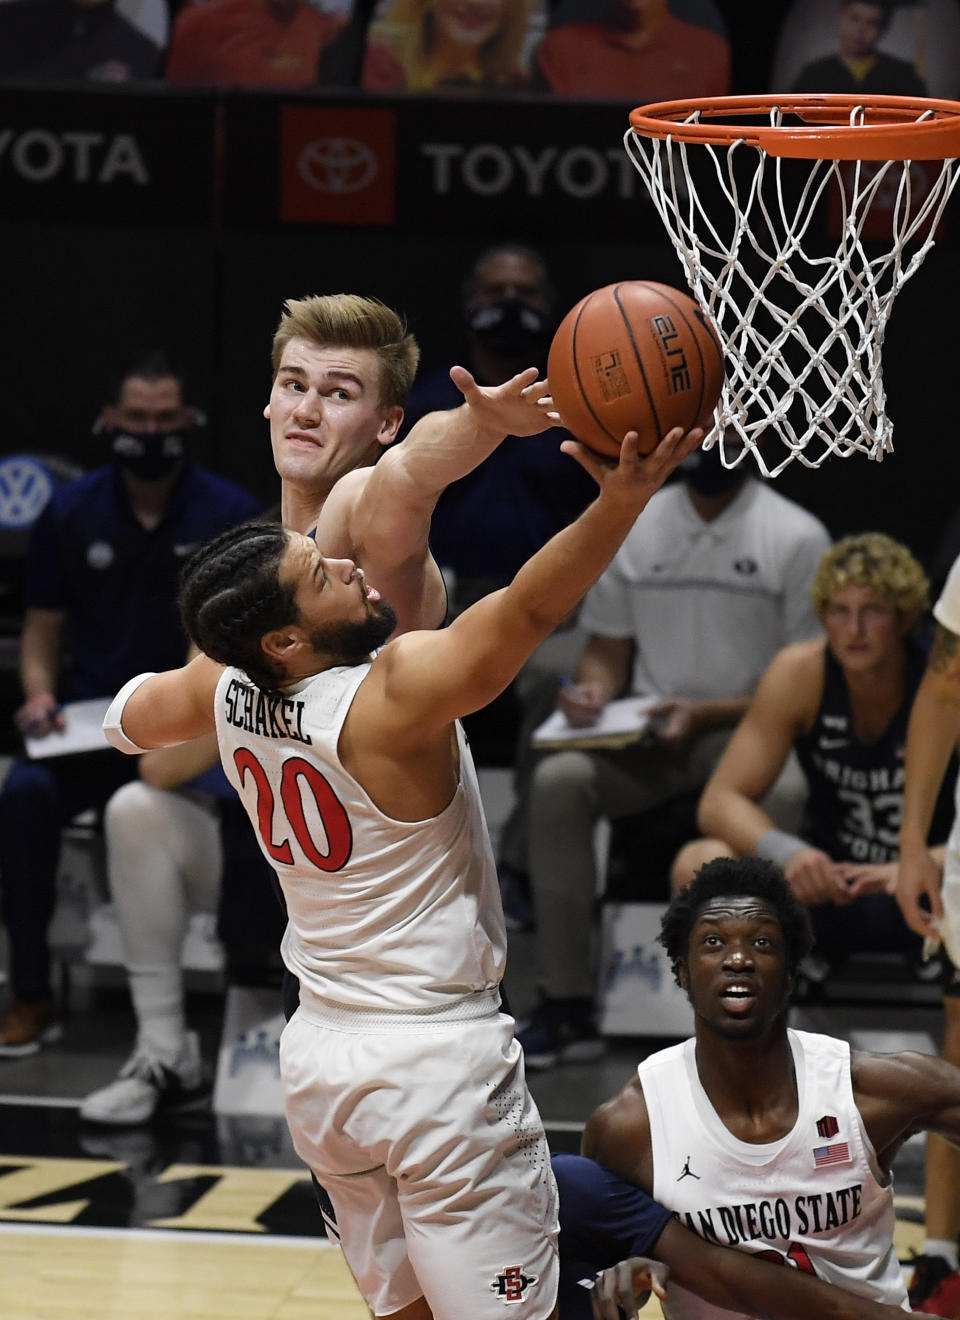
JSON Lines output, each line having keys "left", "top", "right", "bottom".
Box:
{"left": 554, "top": 1153, "right": 671, "bottom": 1319}
{"left": 795, "top": 638, "right": 955, "bottom": 863}
{"left": 25, "top": 462, "right": 260, "bottom": 701}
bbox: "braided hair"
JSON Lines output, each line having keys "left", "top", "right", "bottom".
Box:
{"left": 179, "top": 521, "right": 295, "bottom": 691}
{"left": 659, "top": 856, "right": 813, "bottom": 988}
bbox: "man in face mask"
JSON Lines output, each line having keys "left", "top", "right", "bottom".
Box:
{"left": 516, "top": 429, "right": 834, "bottom": 1070}
{"left": 0, "top": 350, "right": 261, "bottom": 1056}
{"left": 399, "top": 244, "right": 596, "bottom": 608}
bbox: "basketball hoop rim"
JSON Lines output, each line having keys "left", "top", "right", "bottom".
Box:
{"left": 628, "top": 93, "right": 960, "bottom": 161}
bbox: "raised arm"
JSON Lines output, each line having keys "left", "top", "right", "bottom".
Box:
{"left": 314, "top": 366, "right": 554, "bottom": 633}
{"left": 897, "top": 621, "right": 960, "bottom": 937}
{"left": 369, "top": 428, "right": 703, "bottom": 743}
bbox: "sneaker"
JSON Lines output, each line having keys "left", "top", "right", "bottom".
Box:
{"left": 908, "top": 1252, "right": 960, "bottom": 1314}
{"left": 0, "top": 997, "right": 62, "bottom": 1058}
{"left": 79, "top": 1031, "right": 208, "bottom": 1126}
{"left": 517, "top": 996, "right": 606, "bottom": 1070}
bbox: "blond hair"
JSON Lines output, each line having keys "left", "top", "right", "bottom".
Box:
{"left": 271, "top": 294, "right": 420, "bottom": 409}
{"left": 374, "top": 0, "right": 535, "bottom": 91}
{"left": 811, "top": 532, "right": 929, "bottom": 618}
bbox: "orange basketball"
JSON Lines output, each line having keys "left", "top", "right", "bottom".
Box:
{"left": 547, "top": 280, "right": 724, "bottom": 457}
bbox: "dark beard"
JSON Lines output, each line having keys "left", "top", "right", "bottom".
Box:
{"left": 308, "top": 600, "right": 398, "bottom": 665}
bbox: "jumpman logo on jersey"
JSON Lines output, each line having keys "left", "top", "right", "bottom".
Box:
{"left": 677, "top": 1156, "right": 701, "bottom": 1181}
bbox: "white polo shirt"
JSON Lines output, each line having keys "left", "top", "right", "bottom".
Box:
{"left": 580, "top": 479, "right": 830, "bottom": 700}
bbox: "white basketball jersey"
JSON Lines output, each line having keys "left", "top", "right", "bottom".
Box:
{"left": 638, "top": 1030, "right": 908, "bottom": 1318}
{"left": 215, "top": 664, "right": 506, "bottom": 1016}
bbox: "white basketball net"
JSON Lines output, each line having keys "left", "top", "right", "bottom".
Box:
{"left": 624, "top": 105, "right": 960, "bottom": 477}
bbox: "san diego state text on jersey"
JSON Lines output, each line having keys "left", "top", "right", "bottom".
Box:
{"left": 672, "top": 1182, "right": 864, "bottom": 1248}
{"left": 223, "top": 676, "right": 312, "bottom": 745}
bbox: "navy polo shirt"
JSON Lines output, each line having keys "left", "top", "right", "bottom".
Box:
{"left": 25, "top": 462, "right": 261, "bottom": 702}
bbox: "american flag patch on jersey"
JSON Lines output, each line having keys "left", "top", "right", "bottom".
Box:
{"left": 813, "top": 1142, "right": 850, "bottom": 1168}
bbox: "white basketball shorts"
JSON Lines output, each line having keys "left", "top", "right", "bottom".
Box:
{"left": 280, "top": 1003, "right": 559, "bottom": 1319}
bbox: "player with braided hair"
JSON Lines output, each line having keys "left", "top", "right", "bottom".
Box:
{"left": 100, "top": 423, "right": 706, "bottom": 1320}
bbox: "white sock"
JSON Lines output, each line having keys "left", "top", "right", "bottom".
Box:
{"left": 129, "top": 965, "right": 187, "bottom": 1060}
{"left": 925, "top": 1239, "right": 959, "bottom": 1270}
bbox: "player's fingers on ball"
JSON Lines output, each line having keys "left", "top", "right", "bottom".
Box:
{"left": 620, "top": 431, "right": 642, "bottom": 462}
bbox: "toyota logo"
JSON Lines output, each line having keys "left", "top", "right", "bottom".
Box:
{"left": 298, "top": 137, "right": 379, "bottom": 194}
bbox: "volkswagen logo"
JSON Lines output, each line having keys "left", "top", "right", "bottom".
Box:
{"left": 298, "top": 137, "right": 378, "bottom": 194}
{"left": 0, "top": 456, "right": 54, "bottom": 529}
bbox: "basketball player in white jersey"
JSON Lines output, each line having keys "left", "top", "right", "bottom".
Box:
{"left": 579, "top": 856, "right": 960, "bottom": 1320}
{"left": 99, "top": 423, "right": 707, "bottom": 1320}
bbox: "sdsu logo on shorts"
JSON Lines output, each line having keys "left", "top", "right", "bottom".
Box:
{"left": 490, "top": 1264, "right": 538, "bottom": 1304}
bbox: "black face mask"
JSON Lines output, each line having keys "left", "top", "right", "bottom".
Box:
{"left": 681, "top": 443, "right": 748, "bottom": 497}
{"left": 106, "top": 426, "right": 187, "bottom": 481}
{"left": 467, "top": 297, "right": 551, "bottom": 359}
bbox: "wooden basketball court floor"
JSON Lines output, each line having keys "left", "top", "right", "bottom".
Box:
{"left": 0, "top": 1098, "right": 930, "bottom": 1320}
{"left": 0, "top": 989, "right": 937, "bottom": 1320}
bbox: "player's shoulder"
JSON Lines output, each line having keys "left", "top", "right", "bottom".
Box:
{"left": 312, "top": 467, "right": 371, "bottom": 543}
{"left": 583, "top": 1074, "right": 653, "bottom": 1183}
{"left": 584, "top": 1075, "right": 649, "bottom": 1149}
{"left": 766, "top": 636, "right": 826, "bottom": 686}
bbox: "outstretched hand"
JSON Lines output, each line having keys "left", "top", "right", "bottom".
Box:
{"left": 449, "top": 364, "right": 555, "bottom": 439}
{"left": 590, "top": 1256, "right": 669, "bottom": 1320}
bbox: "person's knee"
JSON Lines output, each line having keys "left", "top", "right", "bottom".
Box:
{"left": 104, "top": 779, "right": 167, "bottom": 846}
{"left": 531, "top": 750, "right": 596, "bottom": 808}
{"left": 670, "top": 839, "right": 735, "bottom": 894}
